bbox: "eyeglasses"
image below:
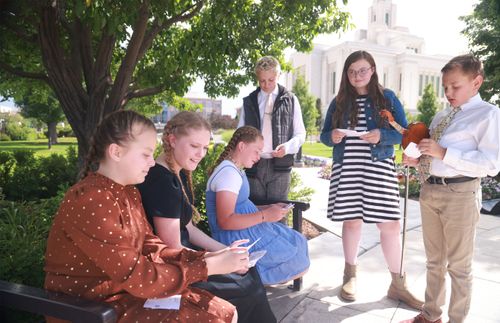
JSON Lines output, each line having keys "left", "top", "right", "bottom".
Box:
{"left": 348, "top": 67, "right": 373, "bottom": 78}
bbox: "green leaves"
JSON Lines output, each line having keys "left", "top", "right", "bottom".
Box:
{"left": 461, "top": 0, "right": 500, "bottom": 105}
{"left": 293, "top": 74, "right": 320, "bottom": 134}
{"left": 0, "top": 0, "right": 351, "bottom": 160}
{"left": 417, "top": 84, "right": 439, "bottom": 127}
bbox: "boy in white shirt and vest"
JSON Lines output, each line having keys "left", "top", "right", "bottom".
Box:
{"left": 401, "top": 55, "right": 500, "bottom": 323}
{"left": 238, "top": 56, "right": 306, "bottom": 202}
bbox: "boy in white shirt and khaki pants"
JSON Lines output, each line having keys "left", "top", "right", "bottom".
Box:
{"left": 402, "top": 55, "right": 500, "bottom": 323}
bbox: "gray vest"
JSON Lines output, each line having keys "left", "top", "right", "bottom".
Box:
{"left": 242, "top": 84, "right": 295, "bottom": 173}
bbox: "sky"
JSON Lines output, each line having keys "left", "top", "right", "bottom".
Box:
{"left": 210, "top": 0, "right": 480, "bottom": 116}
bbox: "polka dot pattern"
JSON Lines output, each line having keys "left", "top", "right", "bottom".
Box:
{"left": 44, "top": 172, "right": 235, "bottom": 322}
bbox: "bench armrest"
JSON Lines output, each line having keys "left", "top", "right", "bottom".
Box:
{"left": 0, "top": 280, "right": 117, "bottom": 323}
{"left": 249, "top": 199, "right": 310, "bottom": 291}
{"left": 250, "top": 199, "right": 310, "bottom": 233}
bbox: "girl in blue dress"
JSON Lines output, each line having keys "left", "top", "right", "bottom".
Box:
{"left": 206, "top": 126, "right": 310, "bottom": 285}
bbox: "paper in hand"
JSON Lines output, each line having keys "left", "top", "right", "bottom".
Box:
{"left": 245, "top": 237, "right": 261, "bottom": 251}
{"left": 249, "top": 250, "right": 267, "bottom": 267}
{"left": 144, "top": 295, "right": 181, "bottom": 310}
{"left": 337, "top": 128, "right": 369, "bottom": 137}
{"left": 403, "top": 142, "right": 422, "bottom": 158}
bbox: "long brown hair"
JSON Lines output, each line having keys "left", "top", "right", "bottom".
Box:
{"left": 79, "top": 110, "right": 155, "bottom": 179}
{"left": 162, "top": 111, "right": 211, "bottom": 223}
{"left": 333, "top": 50, "right": 387, "bottom": 129}
{"left": 209, "top": 126, "right": 263, "bottom": 175}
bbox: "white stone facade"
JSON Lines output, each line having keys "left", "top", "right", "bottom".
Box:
{"left": 284, "top": 0, "right": 451, "bottom": 117}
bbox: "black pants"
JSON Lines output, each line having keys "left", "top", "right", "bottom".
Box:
{"left": 192, "top": 268, "right": 276, "bottom": 323}
{"left": 183, "top": 233, "right": 276, "bottom": 323}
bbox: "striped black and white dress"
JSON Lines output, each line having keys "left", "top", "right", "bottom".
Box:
{"left": 327, "top": 96, "right": 400, "bottom": 223}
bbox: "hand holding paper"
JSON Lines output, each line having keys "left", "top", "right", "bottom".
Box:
{"left": 337, "top": 128, "right": 369, "bottom": 137}
{"left": 248, "top": 250, "right": 266, "bottom": 267}
{"left": 403, "top": 142, "right": 422, "bottom": 158}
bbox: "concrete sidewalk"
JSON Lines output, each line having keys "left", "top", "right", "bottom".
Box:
{"left": 267, "top": 167, "right": 500, "bottom": 323}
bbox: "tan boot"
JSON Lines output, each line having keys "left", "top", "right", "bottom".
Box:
{"left": 340, "top": 262, "right": 357, "bottom": 301}
{"left": 387, "top": 272, "right": 424, "bottom": 310}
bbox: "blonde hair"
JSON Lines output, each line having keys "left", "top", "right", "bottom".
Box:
{"left": 210, "top": 126, "right": 263, "bottom": 175}
{"left": 80, "top": 110, "right": 155, "bottom": 179}
{"left": 254, "top": 56, "right": 281, "bottom": 75}
{"left": 162, "top": 111, "right": 211, "bottom": 223}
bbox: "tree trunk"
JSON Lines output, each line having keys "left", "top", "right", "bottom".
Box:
{"left": 47, "top": 121, "right": 58, "bottom": 149}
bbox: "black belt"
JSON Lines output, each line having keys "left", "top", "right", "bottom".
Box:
{"left": 426, "top": 176, "right": 477, "bottom": 185}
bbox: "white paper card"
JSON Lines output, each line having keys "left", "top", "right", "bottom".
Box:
{"left": 245, "top": 237, "right": 261, "bottom": 251}
{"left": 337, "top": 128, "right": 369, "bottom": 137}
{"left": 249, "top": 250, "right": 267, "bottom": 267}
{"left": 403, "top": 142, "right": 422, "bottom": 158}
{"left": 143, "top": 295, "right": 181, "bottom": 310}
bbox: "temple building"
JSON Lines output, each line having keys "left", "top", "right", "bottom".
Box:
{"left": 284, "top": 0, "right": 452, "bottom": 116}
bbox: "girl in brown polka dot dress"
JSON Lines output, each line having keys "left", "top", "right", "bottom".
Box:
{"left": 44, "top": 110, "right": 246, "bottom": 323}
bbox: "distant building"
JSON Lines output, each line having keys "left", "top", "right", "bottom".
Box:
{"left": 0, "top": 105, "right": 19, "bottom": 114}
{"left": 187, "top": 97, "right": 222, "bottom": 119}
{"left": 284, "top": 0, "right": 451, "bottom": 117}
{"left": 151, "top": 97, "right": 223, "bottom": 126}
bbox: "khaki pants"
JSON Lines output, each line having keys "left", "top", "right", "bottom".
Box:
{"left": 419, "top": 178, "right": 481, "bottom": 323}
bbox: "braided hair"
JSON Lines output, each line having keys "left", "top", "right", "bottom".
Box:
{"left": 79, "top": 110, "right": 155, "bottom": 179}
{"left": 162, "top": 111, "right": 211, "bottom": 223}
{"left": 210, "top": 126, "right": 263, "bottom": 175}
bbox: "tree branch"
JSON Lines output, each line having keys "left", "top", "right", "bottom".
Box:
{"left": 74, "top": 18, "right": 94, "bottom": 91}
{"left": 69, "top": 22, "right": 84, "bottom": 87}
{"left": 105, "top": 0, "right": 150, "bottom": 112}
{"left": 137, "top": 0, "right": 205, "bottom": 62}
{"left": 0, "top": 60, "right": 48, "bottom": 81}
{"left": 126, "top": 84, "right": 166, "bottom": 100}
{"left": 39, "top": 6, "right": 88, "bottom": 116}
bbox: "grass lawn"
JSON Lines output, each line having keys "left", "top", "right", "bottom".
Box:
{"left": 301, "top": 142, "right": 332, "bottom": 158}
{"left": 0, "top": 137, "right": 77, "bottom": 157}
{"left": 302, "top": 141, "right": 403, "bottom": 163}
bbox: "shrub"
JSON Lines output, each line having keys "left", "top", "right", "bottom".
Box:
{"left": 0, "top": 147, "right": 78, "bottom": 201}
{"left": 0, "top": 151, "right": 16, "bottom": 187}
{"left": 57, "top": 124, "right": 74, "bottom": 137}
{"left": 36, "top": 131, "right": 47, "bottom": 140}
{"left": 482, "top": 175, "right": 500, "bottom": 200}
{"left": 5, "top": 122, "right": 36, "bottom": 140}
{"left": 397, "top": 165, "right": 421, "bottom": 198}
{"left": 0, "top": 193, "right": 63, "bottom": 322}
{"left": 318, "top": 164, "right": 331, "bottom": 180}
{"left": 0, "top": 132, "right": 11, "bottom": 141}
{"left": 220, "top": 129, "right": 235, "bottom": 143}
{"left": 209, "top": 114, "right": 238, "bottom": 129}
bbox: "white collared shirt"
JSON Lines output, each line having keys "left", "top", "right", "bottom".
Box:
{"left": 431, "top": 93, "right": 500, "bottom": 178}
{"left": 237, "top": 85, "right": 306, "bottom": 158}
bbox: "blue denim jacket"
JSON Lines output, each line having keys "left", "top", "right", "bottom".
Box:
{"left": 320, "top": 89, "right": 407, "bottom": 164}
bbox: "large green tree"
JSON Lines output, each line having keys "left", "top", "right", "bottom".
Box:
{"left": 292, "top": 74, "right": 319, "bottom": 135}
{"left": 0, "top": 0, "right": 350, "bottom": 163}
{"left": 17, "top": 91, "right": 65, "bottom": 148}
{"left": 416, "top": 83, "right": 439, "bottom": 127}
{"left": 461, "top": 0, "right": 500, "bottom": 105}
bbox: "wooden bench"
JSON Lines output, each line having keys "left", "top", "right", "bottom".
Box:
{"left": 0, "top": 280, "right": 117, "bottom": 323}
{"left": 0, "top": 200, "right": 308, "bottom": 321}
{"left": 249, "top": 198, "right": 310, "bottom": 291}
